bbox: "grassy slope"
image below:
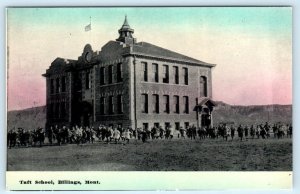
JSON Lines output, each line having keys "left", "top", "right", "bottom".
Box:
{"left": 7, "top": 138, "right": 292, "bottom": 171}
{"left": 7, "top": 106, "right": 46, "bottom": 130}
{"left": 213, "top": 102, "right": 292, "bottom": 125}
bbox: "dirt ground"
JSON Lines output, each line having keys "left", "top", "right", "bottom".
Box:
{"left": 7, "top": 137, "right": 292, "bottom": 171}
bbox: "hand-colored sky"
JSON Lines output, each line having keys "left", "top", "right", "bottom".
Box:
{"left": 7, "top": 7, "right": 292, "bottom": 110}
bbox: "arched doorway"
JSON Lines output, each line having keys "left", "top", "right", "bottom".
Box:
{"left": 201, "top": 106, "right": 211, "bottom": 127}
{"left": 194, "top": 97, "right": 216, "bottom": 129}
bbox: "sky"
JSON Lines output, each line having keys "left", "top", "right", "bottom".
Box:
{"left": 7, "top": 7, "right": 292, "bottom": 110}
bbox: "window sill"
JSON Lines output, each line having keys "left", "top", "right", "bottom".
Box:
{"left": 140, "top": 81, "right": 189, "bottom": 86}
{"left": 99, "top": 82, "right": 123, "bottom": 87}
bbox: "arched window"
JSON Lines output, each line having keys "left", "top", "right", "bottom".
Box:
{"left": 200, "top": 76, "right": 208, "bottom": 97}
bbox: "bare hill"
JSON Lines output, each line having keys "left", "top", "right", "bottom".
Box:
{"left": 7, "top": 106, "right": 46, "bottom": 130}
{"left": 7, "top": 102, "right": 292, "bottom": 131}
{"left": 213, "top": 102, "right": 292, "bottom": 125}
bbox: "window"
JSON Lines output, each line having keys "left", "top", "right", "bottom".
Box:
{"left": 183, "top": 67, "right": 188, "bottom": 85}
{"left": 116, "top": 63, "right": 123, "bottom": 82}
{"left": 117, "top": 123, "right": 122, "bottom": 129}
{"left": 143, "top": 123, "right": 149, "bottom": 131}
{"left": 141, "top": 94, "right": 148, "bottom": 113}
{"left": 200, "top": 76, "right": 208, "bottom": 97}
{"left": 163, "top": 95, "right": 170, "bottom": 113}
{"left": 50, "top": 79, "right": 54, "bottom": 94}
{"left": 163, "top": 65, "right": 169, "bottom": 83}
{"left": 117, "top": 95, "right": 123, "bottom": 114}
{"left": 152, "top": 94, "right": 159, "bottom": 113}
{"left": 85, "top": 71, "right": 90, "bottom": 89}
{"left": 152, "top": 63, "right": 158, "bottom": 82}
{"left": 175, "top": 122, "right": 180, "bottom": 131}
{"left": 60, "top": 102, "right": 66, "bottom": 119}
{"left": 55, "top": 78, "right": 60, "bottom": 93}
{"left": 173, "top": 66, "right": 179, "bottom": 84}
{"left": 142, "top": 62, "right": 148, "bottom": 81}
{"left": 173, "top": 95, "right": 179, "bottom": 113}
{"left": 165, "top": 122, "right": 170, "bottom": 130}
{"left": 55, "top": 103, "right": 60, "bottom": 118}
{"left": 154, "top": 123, "right": 160, "bottom": 129}
{"left": 76, "top": 73, "right": 82, "bottom": 91}
{"left": 108, "top": 65, "right": 113, "bottom": 84}
{"left": 49, "top": 103, "right": 54, "bottom": 117}
{"left": 183, "top": 96, "right": 189, "bottom": 114}
{"left": 100, "top": 67, "right": 105, "bottom": 85}
{"left": 61, "top": 76, "right": 66, "bottom": 92}
{"left": 108, "top": 96, "right": 114, "bottom": 114}
{"left": 100, "top": 97, "right": 105, "bottom": 115}
{"left": 184, "top": 122, "right": 189, "bottom": 129}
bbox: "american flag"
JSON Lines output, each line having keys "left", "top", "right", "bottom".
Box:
{"left": 85, "top": 23, "right": 91, "bottom": 31}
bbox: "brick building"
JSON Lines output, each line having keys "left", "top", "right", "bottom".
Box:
{"left": 43, "top": 16, "right": 216, "bottom": 131}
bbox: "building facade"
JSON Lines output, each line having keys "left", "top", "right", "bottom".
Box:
{"left": 43, "top": 17, "right": 216, "bottom": 131}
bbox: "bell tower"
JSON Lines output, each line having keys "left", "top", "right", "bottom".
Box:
{"left": 116, "top": 15, "right": 136, "bottom": 45}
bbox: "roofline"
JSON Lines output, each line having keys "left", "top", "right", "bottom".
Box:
{"left": 197, "top": 97, "right": 217, "bottom": 106}
{"left": 123, "top": 52, "right": 216, "bottom": 67}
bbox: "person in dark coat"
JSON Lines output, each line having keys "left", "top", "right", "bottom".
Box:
{"left": 230, "top": 125, "right": 235, "bottom": 140}
{"left": 141, "top": 129, "right": 147, "bottom": 143}
{"left": 244, "top": 126, "right": 249, "bottom": 140}
{"left": 48, "top": 126, "right": 54, "bottom": 145}
{"left": 237, "top": 125, "right": 244, "bottom": 141}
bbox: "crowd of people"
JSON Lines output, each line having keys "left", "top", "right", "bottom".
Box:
{"left": 7, "top": 122, "right": 292, "bottom": 148}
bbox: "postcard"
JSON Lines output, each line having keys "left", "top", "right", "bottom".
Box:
{"left": 6, "top": 7, "right": 292, "bottom": 190}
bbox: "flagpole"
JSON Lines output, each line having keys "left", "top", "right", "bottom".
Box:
{"left": 89, "top": 16, "right": 91, "bottom": 44}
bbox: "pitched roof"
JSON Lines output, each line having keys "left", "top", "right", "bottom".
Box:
{"left": 197, "top": 97, "right": 217, "bottom": 106}
{"left": 132, "top": 42, "right": 215, "bottom": 67}
{"left": 122, "top": 15, "right": 130, "bottom": 29}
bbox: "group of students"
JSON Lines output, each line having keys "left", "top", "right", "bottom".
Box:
{"left": 212, "top": 122, "right": 292, "bottom": 141}
{"left": 7, "top": 122, "right": 292, "bottom": 148}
